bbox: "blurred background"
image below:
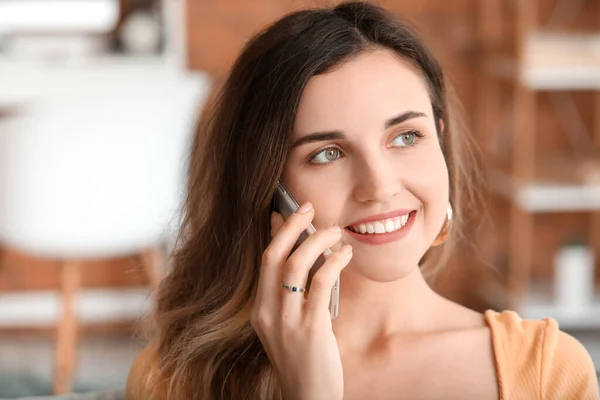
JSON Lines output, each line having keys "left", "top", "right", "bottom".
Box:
{"left": 0, "top": 0, "right": 599, "bottom": 398}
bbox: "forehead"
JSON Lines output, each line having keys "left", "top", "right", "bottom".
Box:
{"left": 293, "top": 49, "right": 433, "bottom": 135}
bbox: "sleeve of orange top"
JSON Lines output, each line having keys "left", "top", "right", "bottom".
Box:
{"left": 540, "top": 318, "right": 599, "bottom": 400}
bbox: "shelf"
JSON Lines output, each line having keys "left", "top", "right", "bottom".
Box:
{"left": 478, "top": 281, "right": 600, "bottom": 330}
{"left": 523, "top": 66, "right": 600, "bottom": 91}
{"left": 520, "top": 302, "right": 600, "bottom": 330}
{"left": 518, "top": 283, "right": 600, "bottom": 330}
{"left": 483, "top": 33, "right": 600, "bottom": 90}
{"left": 522, "top": 33, "right": 600, "bottom": 90}
{"left": 491, "top": 170, "right": 600, "bottom": 213}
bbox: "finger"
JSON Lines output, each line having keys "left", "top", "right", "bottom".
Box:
{"left": 257, "top": 211, "right": 285, "bottom": 305}
{"left": 257, "top": 203, "right": 314, "bottom": 310}
{"left": 251, "top": 211, "right": 295, "bottom": 333}
{"left": 255, "top": 211, "right": 284, "bottom": 310}
{"left": 280, "top": 226, "right": 342, "bottom": 314}
{"left": 267, "top": 202, "right": 315, "bottom": 262}
{"left": 305, "top": 245, "right": 353, "bottom": 318}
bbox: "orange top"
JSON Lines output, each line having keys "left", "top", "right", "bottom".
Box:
{"left": 485, "top": 309, "right": 599, "bottom": 399}
{"left": 128, "top": 310, "right": 599, "bottom": 399}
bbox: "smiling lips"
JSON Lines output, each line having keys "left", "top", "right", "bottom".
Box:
{"left": 348, "top": 214, "right": 409, "bottom": 234}
{"left": 346, "top": 209, "right": 415, "bottom": 234}
{"left": 344, "top": 209, "right": 417, "bottom": 245}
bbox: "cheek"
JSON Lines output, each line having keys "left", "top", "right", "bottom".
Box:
{"left": 422, "top": 153, "right": 449, "bottom": 200}
{"left": 405, "top": 142, "right": 449, "bottom": 194}
{"left": 312, "top": 197, "right": 342, "bottom": 229}
{"left": 406, "top": 146, "right": 449, "bottom": 231}
{"left": 281, "top": 165, "right": 346, "bottom": 229}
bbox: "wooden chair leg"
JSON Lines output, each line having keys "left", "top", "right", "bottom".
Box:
{"left": 140, "top": 245, "right": 166, "bottom": 288}
{"left": 54, "top": 261, "right": 80, "bottom": 394}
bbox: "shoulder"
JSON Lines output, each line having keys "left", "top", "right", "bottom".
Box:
{"left": 126, "top": 341, "right": 163, "bottom": 400}
{"left": 485, "top": 309, "right": 599, "bottom": 399}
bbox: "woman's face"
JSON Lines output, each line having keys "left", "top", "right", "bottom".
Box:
{"left": 282, "top": 49, "right": 449, "bottom": 281}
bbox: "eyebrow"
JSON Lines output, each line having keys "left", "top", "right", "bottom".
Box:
{"left": 290, "top": 110, "right": 428, "bottom": 149}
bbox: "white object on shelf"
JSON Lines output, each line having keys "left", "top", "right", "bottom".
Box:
{"left": 554, "top": 244, "right": 595, "bottom": 311}
{"left": 120, "top": 10, "right": 162, "bottom": 55}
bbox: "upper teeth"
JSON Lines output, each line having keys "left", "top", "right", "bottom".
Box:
{"left": 351, "top": 214, "right": 410, "bottom": 235}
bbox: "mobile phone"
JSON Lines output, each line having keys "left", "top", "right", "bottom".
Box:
{"left": 273, "top": 181, "right": 340, "bottom": 319}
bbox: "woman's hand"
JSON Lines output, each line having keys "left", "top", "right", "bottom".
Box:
{"left": 250, "top": 202, "right": 353, "bottom": 400}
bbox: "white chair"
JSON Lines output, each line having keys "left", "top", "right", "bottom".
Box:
{"left": 0, "top": 60, "right": 211, "bottom": 394}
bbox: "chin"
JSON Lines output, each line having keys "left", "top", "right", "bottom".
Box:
{"left": 345, "top": 252, "right": 421, "bottom": 283}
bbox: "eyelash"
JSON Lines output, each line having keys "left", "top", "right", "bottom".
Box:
{"left": 307, "top": 129, "right": 425, "bottom": 165}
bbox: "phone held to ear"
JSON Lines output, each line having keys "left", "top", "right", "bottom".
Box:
{"left": 273, "top": 181, "right": 340, "bottom": 319}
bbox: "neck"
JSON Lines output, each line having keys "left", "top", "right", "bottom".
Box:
{"left": 332, "top": 266, "right": 445, "bottom": 351}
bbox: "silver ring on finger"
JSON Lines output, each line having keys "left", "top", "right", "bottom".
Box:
{"left": 281, "top": 282, "right": 305, "bottom": 293}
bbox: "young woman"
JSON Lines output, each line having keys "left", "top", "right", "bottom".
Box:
{"left": 127, "top": 2, "right": 599, "bottom": 399}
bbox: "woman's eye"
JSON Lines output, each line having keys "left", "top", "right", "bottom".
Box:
{"left": 310, "top": 147, "right": 341, "bottom": 164}
{"left": 391, "top": 131, "right": 418, "bottom": 147}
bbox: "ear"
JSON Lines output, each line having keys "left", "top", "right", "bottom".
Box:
{"left": 438, "top": 118, "right": 445, "bottom": 135}
{"left": 270, "top": 211, "right": 285, "bottom": 239}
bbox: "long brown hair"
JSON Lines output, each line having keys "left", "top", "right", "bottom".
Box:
{"left": 148, "top": 2, "right": 481, "bottom": 398}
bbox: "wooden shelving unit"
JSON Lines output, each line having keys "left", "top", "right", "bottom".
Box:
{"left": 476, "top": 0, "right": 600, "bottom": 327}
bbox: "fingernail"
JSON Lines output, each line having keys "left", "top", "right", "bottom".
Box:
{"left": 327, "top": 225, "right": 342, "bottom": 233}
{"left": 296, "top": 202, "right": 312, "bottom": 214}
{"left": 340, "top": 244, "right": 353, "bottom": 253}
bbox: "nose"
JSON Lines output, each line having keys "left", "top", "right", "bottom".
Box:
{"left": 352, "top": 154, "right": 401, "bottom": 203}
